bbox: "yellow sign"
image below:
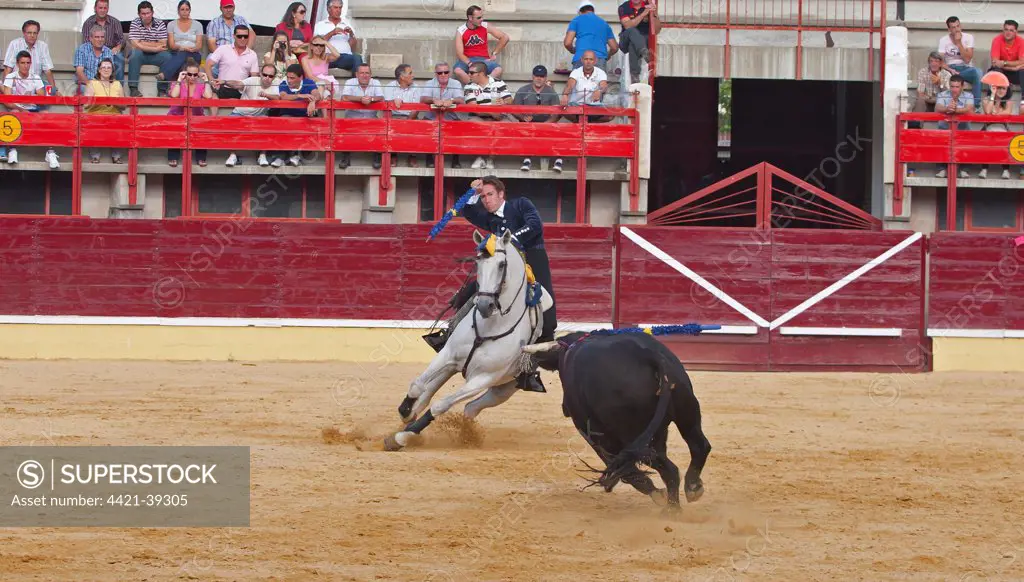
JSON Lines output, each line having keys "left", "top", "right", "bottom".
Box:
{"left": 1010, "top": 135, "right": 1024, "bottom": 162}
{"left": 0, "top": 114, "right": 22, "bottom": 143}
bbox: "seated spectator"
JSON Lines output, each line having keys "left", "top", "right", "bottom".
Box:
{"left": 167, "top": 58, "right": 211, "bottom": 168}
{"left": 314, "top": 0, "right": 363, "bottom": 74}
{"left": 463, "top": 60, "right": 512, "bottom": 170}
{"left": 206, "top": 0, "right": 254, "bottom": 56}
{"left": 301, "top": 36, "right": 341, "bottom": 97}
{"left": 82, "top": 0, "right": 125, "bottom": 81}
{"left": 384, "top": 64, "right": 422, "bottom": 167}
{"left": 127, "top": 1, "right": 171, "bottom": 97}
{"left": 453, "top": 5, "right": 508, "bottom": 85}
{"left": 989, "top": 20, "right": 1024, "bottom": 90}
{"left": 934, "top": 74, "right": 974, "bottom": 178}
{"left": 75, "top": 26, "right": 115, "bottom": 96}
{"left": 420, "top": 61, "right": 464, "bottom": 168}
{"left": 914, "top": 51, "right": 951, "bottom": 115}
{"left": 226, "top": 64, "right": 281, "bottom": 168}
{"left": 276, "top": 3, "right": 314, "bottom": 57}
{"left": 562, "top": 50, "right": 612, "bottom": 122}
{"left": 160, "top": 1, "right": 203, "bottom": 96}
{"left": 981, "top": 83, "right": 1016, "bottom": 179}
{"left": 618, "top": 0, "right": 660, "bottom": 83}
{"left": 515, "top": 65, "right": 562, "bottom": 173}
{"left": 83, "top": 58, "right": 125, "bottom": 164}
{"left": 565, "top": 0, "right": 618, "bottom": 71}
{"left": 1, "top": 50, "right": 58, "bottom": 167}
{"left": 939, "top": 16, "right": 981, "bottom": 108}
{"left": 204, "top": 24, "right": 259, "bottom": 113}
{"left": 338, "top": 63, "right": 384, "bottom": 169}
{"left": 264, "top": 32, "right": 298, "bottom": 84}
{"left": 3, "top": 20, "right": 57, "bottom": 93}
{"left": 275, "top": 63, "right": 321, "bottom": 167}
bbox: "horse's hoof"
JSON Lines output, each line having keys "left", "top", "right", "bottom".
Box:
{"left": 685, "top": 482, "right": 705, "bottom": 503}
{"left": 383, "top": 434, "right": 404, "bottom": 451}
{"left": 649, "top": 488, "right": 668, "bottom": 507}
{"left": 398, "top": 397, "right": 416, "bottom": 422}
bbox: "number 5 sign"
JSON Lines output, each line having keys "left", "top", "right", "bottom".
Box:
{"left": 0, "top": 114, "right": 23, "bottom": 143}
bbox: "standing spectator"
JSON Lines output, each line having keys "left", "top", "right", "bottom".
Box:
{"left": 81, "top": 0, "right": 125, "bottom": 81}
{"left": 420, "top": 61, "right": 464, "bottom": 168}
{"left": 160, "top": 0, "right": 203, "bottom": 95}
{"left": 939, "top": 16, "right": 982, "bottom": 108}
{"left": 338, "top": 63, "right": 384, "bottom": 169}
{"left": 3, "top": 20, "right": 57, "bottom": 92}
{"left": 934, "top": 74, "right": 974, "bottom": 178}
{"left": 453, "top": 5, "right": 509, "bottom": 85}
{"left": 206, "top": 0, "right": 255, "bottom": 54}
{"left": 83, "top": 58, "right": 124, "bottom": 164}
{"left": 74, "top": 27, "right": 114, "bottom": 96}
{"left": 562, "top": 50, "right": 612, "bottom": 123}
{"left": 167, "top": 58, "right": 211, "bottom": 168}
{"left": 989, "top": 20, "right": 1024, "bottom": 90}
{"left": 301, "top": 35, "right": 341, "bottom": 96}
{"left": 914, "top": 51, "right": 952, "bottom": 114}
{"left": 463, "top": 61, "right": 512, "bottom": 169}
{"left": 276, "top": 3, "right": 314, "bottom": 56}
{"left": 384, "top": 64, "right": 422, "bottom": 167}
{"left": 274, "top": 63, "right": 321, "bottom": 167}
{"left": 204, "top": 24, "right": 259, "bottom": 104}
{"left": 514, "top": 65, "right": 562, "bottom": 173}
{"left": 264, "top": 32, "right": 298, "bottom": 84}
{"left": 981, "top": 84, "right": 1016, "bottom": 179}
{"left": 315, "top": 0, "right": 363, "bottom": 74}
{"left": 618, "top": 0, "right": 661, "bottom": 83}
{"left": 227, "top": 63, "right": 281, "bottom": 168}
{"left": 127, "top": 1, "right": 171, "bottom": 97}
{"left": 565, "top": 0, "right": 618, "bottom": 71}
{"left": 1, "top": 51, "right": 58, "bottom": 167}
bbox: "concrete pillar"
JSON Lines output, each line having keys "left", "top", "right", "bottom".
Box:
{"left": 883, "top": 26, "right": 910, "bottom": 222}
{"left": 619, "top": 180, "right": 648, "bottom": 224}
{"left": 108, "top": 173, "right": 146, "bottom": 219}
{"left": 361, "top": 175, "right": 395, "bottom": 223}
{"left": 619, "top": 83, "right": 652, "bottom": 224}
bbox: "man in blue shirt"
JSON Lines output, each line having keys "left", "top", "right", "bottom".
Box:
{"left": 271, "top": 63, "right": 321, "bottom": 166}
{"left": 564, "top": 0, "right": 618, "bottom": 70}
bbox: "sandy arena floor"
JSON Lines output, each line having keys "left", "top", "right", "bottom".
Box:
{"left": 1, "top": 359, "right": 1022, "bottom": 581}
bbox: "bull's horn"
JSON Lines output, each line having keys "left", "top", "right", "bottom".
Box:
{"left": 522, "top": 341, "right": 560, "bottom": 354}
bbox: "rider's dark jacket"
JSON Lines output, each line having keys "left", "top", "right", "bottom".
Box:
{"left": 461, "top": 197, "right": 545, "bottom": 251}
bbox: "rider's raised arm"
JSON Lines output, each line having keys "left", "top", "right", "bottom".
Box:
{"left": 510, "top": 197, "right": 543, "bottom": 247}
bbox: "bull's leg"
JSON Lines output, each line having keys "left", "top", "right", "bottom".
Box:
{"left": 573, "top": 417, "right": 665, "bottom": 503}
{"left": 672, "top": 382, "right": 712, "bottom": 503}
{"left": 647, "top": 454, "right": 682, "bottom": 514}
{"left": 398, "top": 356, "right": 457, "bottom": 424}
{"left": 385, "top": 371, "right": 504, "bottom": 451}
{"left": 463, "top": 381, "right": 517, "bottom": 420}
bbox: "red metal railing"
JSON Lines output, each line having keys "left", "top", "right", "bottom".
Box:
{"left": 896, "top": 112, "right": 1024, "bottom": 230}
{"left": 650, "top": 0, "right": 885, "bottom": 85}
{"left": 0, "top": 92, "right": 640, "bottom": 221}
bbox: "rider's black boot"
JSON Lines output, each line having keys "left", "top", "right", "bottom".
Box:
{"left": 516, "top": 371, "right": 546, "bottom": 393}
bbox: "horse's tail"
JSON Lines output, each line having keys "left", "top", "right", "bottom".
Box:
{"left": 598, "top": 351, "right": 675, "bottom": 491}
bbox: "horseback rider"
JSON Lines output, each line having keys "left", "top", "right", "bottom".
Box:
{"left": 424, "top": 175, "right": 556, "bottom": 393}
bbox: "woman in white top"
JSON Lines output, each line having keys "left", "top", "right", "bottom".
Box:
{"left": 264, "top": 32, "right": 298, "bottom": 84}
{"left": 159, "top": 0, "right": 204, "bottom": 95}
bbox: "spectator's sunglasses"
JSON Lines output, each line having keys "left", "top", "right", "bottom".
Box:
{"left": 312, "top": 43, "right": 326, "bottom": 47}
{"left": 261, "top": 72, "right": 276, "bottom": 78}
{"left": 185, "top": 72, "right": 198, "bottom": 77}
{"left": 297, "top": 8, "right": 306, "bottom": 14}
{"left": 236, "top": 33, "right": 249, "bottom": 38}
{"left": 436, "top": 70, "right": 450, "bottom": 75}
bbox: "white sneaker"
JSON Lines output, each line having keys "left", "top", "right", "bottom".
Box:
{"left": 552, "top": 158, "right": 563, "bottom": 173}
{"left": 270, "top": 158, "right": 284, "bottom": 168}
{"left": 257, "top": 153, "right": 269, "bottom": 167}
{"left": 288, "top": 154, "right": 302, "bottom": 166}
{"left": 471, "top": 156, "right": 486, "bottom": 170}
{"left": 958, "top": 169, "right": 969, "bottom": 178}
{"left": 521, "top": 158, "right": 531, "bottom": 172}
{"left": 935, "top": 168, "right": 946, "bottom": 178}
{"left": 225, "top": 153, "right": 238, "bottom": 167}
{"left": 978, "top": 168, "right": 987, "bottom": 179}
{"left": 45, "top": 149, "right": 59, "bottom": 169}
{"left": 485, "top": 157, "right": 495, "bottom": 169}
{"left": 1003, "top": 169, "right": 1011, "bottom": 180}
{"left": 7, "top": 148, "right": 18, "bottom": 165}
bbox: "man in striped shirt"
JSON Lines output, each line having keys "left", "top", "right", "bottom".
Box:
{"left": 463, "top": 61, "right": 512, "bottom": 169}
{"left": 127, "top": 0, "right": 170, "bottom": 97}
{"left": 74, "top": 26, "right": 114, "bottom": 94}
{"left": 207, "top": 0, "right": 255, "bottom": 53}
{"left": 82, "top": 0, "right": 125, "bottom": 81}
{"left": 2, "top": 20, "right": 56, "bottom": 92}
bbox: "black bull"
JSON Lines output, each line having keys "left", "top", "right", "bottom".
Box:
{"left": 535, "top": 332, "right": 712, "bottom": 509}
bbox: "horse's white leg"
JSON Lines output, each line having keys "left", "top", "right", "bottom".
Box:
{"left": 463, "top": 381, "right": 518, "bottom": 420}
{"left": 398, "top": 356, "right": 457, "bottom": 423}
{"left": 385, "top": 371, "right": 504, "bottom": 451}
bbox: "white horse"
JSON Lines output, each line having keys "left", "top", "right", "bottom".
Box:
{"left": 384, "top": 229, "right": 551, "bottom": 451}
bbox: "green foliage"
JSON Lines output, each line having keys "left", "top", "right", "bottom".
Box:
{"left": 718, "top": 78, "right": 732, "bottom": 134}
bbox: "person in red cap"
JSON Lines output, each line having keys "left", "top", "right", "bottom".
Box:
{"left": 206, "top": 0, "right": 254, "bottom": 55}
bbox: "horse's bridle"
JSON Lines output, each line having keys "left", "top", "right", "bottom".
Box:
{"left": 475, "top": 246, "right": 526, "bottom": 317}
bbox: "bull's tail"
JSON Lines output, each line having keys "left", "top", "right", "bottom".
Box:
{"left": 598, "top": 353, "right": 675, "bottom": 492}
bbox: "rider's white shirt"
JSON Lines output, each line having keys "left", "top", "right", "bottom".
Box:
{"left": 495, "top": 201, "right": 505, "bottom": 217}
